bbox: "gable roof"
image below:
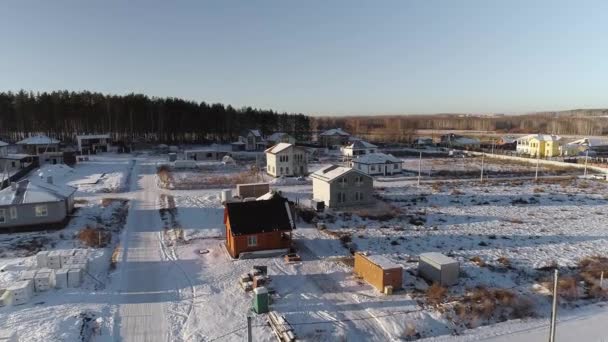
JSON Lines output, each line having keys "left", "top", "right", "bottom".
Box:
{"left": 320, "top": 128, "right": 350, "bottom": 137}
{"left": 310, "top": 165, "right": 370, "bottom": 182}
{"left": 0, "top": 180, "right": 76, "bottom": 206}
{"left": 225, "top": 197, "right": 294, "bottom": 236}
{"left": 17, "top": 135, "right": 60, "bottom": 145}
{"left": 265, "top": 143, "right": 293, "bottom": 154}
{"left": 0, "top": 141, "right": 8, "bottom": 147}
{"left": 352, "top": 153, "right": 401, "bottom": 164}
{"left": 500, "top": 136, "right": 517, "bottom": 144}
{"left": 267, "top": 132, "right": 292, "bottom": 142}
{"left": 346, "top": 140, "right": 377, "bottom": 150}
{"left": 248, "top": 129, "right": 263, "bottom": 137}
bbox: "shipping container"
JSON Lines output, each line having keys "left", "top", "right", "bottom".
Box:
{"left": 35, "top": 251, "right": 49, "bottom": 268}
{"left": 354, "top": 252, "right": 403, "bottom": 292}
{"left": 418, "top": 252, "right": 459, "bottom": 286}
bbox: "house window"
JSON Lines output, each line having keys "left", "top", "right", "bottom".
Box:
{"left": 247, "top": 235, "right": 257, "bottom": 247}
{"left": 0, "top": 209, "right": 5, "bottom": 224}
{"left": 206, "top": 153, "right": 213, "bottom": 158}
{"left": 370, "top": 165, "right": 376, "bottom": 171}
{"left": 355, "top": 192, "right": 364, "bottom": 201}
{"left": 339, "top": 177, "right": 347, "bottom": 187}
{"left": 286, "top": 167, "right": 289, "bottom": 174}
{"left": 280, "top": 167, "right": 283, "bottom": 174}
{"left": 337, "top": 192, "right": 346, "bottom": 203}
{"left": 35, "top": 205, "right": 48, "bottom": 217}
{"left": 393, "top": 163, "right": 398, "bottom": 169}
{"left": 355, "top": 175, "right": 363, "bottom": 186}
{"left": 9, "top": 207, "right": 17, "bottom": 220}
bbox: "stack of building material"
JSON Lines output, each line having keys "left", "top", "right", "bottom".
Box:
{"left": 60, "top": 249, "right": 75, "bottom": 265}
{"left": 55, "top": 268, "right": 69, "bottom": 289}
{"left": 46, "top": 251, "right": 63, "bottom": 269}
{"left": 33, "top": 268, "right": 56, "bottom": 292}
{"left": 268, "top": 311, "right": 296, "bottom": 342}
{"left": 19, "top": 270, "right": 37, "bottom": 283}
{"left": 36, "top": 251, "right": 49, "bottom": 268}
{"left": 0, "top": 290, "right": 9, "bottom": 307}
{"left": 67, "top": 268, "right": 83, "bottom": 288}
{"left": 6, "top": 280, "right": 34, "bottom": 306}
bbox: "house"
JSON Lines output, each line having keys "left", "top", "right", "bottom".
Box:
{"left": 184, "top": 149, "right": 230, "bottom": 161}
{"left": 414, "top": 137, "right": 433, "bottom": 146}
{"left": 231, "top": 141, "right": 246, "bottom": 152}
{"left": 267, "top": 132, "right": 296, "bottom": 145}
{"left": 310, "top": 165, "right": 374, "bottom": 208}
{"left": 516, "top": 134, "right": 561, "bottom": 157}
{"left": 223, "top": 195, "right": 295, "bottom": 258}
{"left": 265, "top": 143, "right": 308, "bottom": 177}
{"left": 319, "top": 128, "right": 350, "bottom": 147}
{"left": 563, "top": 137, "right": 608, "bottom": 156}
{"left": 496, "top": 136, "right": 517, "bottom": 150}
{"left": 16, "top": 135, "right": 60, "bottom": 155}
{"left": 76, "top": 134, "right": 111, "bottom": 154}
{"left": 243, "top": 129, "right": 266, "bottom": 151}
{"left": 0, "top": 141, "right": 8, "bottom": 157}
{"left": 0, "top": 179, "right": 76, "bottom": 230}
{"left": 351, "top": 153, "right": 402, "bottom": 176}
{"left": 341, "top": 140, "right": 378, "bottom": 158}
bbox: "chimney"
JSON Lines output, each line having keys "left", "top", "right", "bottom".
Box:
{"left": 10, "top": 182, "right": 16, "bottom": 191}
{"left": 46, "top": 176, "right": 53, "bottom": 185}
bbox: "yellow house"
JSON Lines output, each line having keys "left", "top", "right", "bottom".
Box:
{"left": 528, "top": 135, "right": 561, "bottom": 158}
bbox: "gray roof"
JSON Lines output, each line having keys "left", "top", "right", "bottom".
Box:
{"left": 248, "top": 129, "right": 263, "bottom": 137}
{"left": 0, "top": 180, "right": 76, "bottom": 206}
{"left": 0, "top": 141, "right": 8, "bottom": 147}
{"left": 310, "top": 165, "right": 370, "bottom": 182}
{"left": 320, "top": 128, "right": 350, "bottom": 137}
{"left": 17, "top": 135, "right": 60, "bottom": 145}
{"left": 352, "top": 153, "right": 401, "bottom": 164}
{"left": 346, "top": 140, "right": 377, "bottom": 150}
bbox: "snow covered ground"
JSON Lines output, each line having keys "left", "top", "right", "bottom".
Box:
{"left": 1, "top": 153, "right": 607, "bottom": 341}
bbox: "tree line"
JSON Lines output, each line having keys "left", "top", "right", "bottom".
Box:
{"left": 0, "top": 90, "right": 311, "bottom": 144}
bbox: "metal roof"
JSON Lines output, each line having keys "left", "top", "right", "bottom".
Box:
{"left": 0, "top": 180, "right": 76, "bottom": 206}
{"left": 352, "top": 153, "right": 401, "bottom": 164}
{"left": 16, "top": 135, "right": 60, "bottom": 145}
{"left": 319, "top": 128, "right": 350, "bottom": 136}
{"left": 310, "top": 165, "right": 370, "bottom": 182}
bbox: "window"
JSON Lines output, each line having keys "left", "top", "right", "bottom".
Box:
{"left": 393, "top": 164, "right": 398, "bottom": 169}
{"left": 337, "top": 192, "right": 346, "bottom": 203}
{"left": 247, "top": 235, "right": 257, "bottom": 247}
{"left": 339, "top": 177, "right": 347, "bottom": 187}
{"left": 355, "top": 192, "right": 364, "bottom": 201}
{"left": 35, "top": 205, "right": 48, "bottom": 217}
{"left": 280, "top": 167, "right": 283, "bottom": 174}
{"left": 285, "top": 167, "right": 289, "bottom": 174}
{"left": 371, "top": 165, "right": 376, "bottom": 171}
{"left": 0, "top": 209, "right": 5, "bottom": 224}
{"left": 9, "top": 207, "right": 17, "bottom": 220}
{"left": 206, "top": 153, "right": 213, "bottom": 158}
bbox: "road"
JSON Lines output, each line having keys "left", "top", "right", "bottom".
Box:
{"left": 114, "top": 160, "right": 177, "bottom": 342}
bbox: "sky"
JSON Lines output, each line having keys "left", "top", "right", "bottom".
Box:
{"left": 1, "top": 1, "right": 608, "bottom": 116}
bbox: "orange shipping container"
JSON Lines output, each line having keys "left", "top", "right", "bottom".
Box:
{"left": 354, "top": 252, "right": 403, "bottom": 292}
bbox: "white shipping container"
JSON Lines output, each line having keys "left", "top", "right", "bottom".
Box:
{"left": 35, "top": 251, "right": 49, "bottom": 268}
{"left": 68, "top": 268, "right": 82, "bottom": 288}
{"left": 6, "top": 280, "right": 34, "bottom": 305}
{"left": 34, "top": 269, "right": 55, "bottom": 292}
{"left": 418, "top": 252, "right": 460, "bottom": 286}
{"left": 54, "top": 269, "right": 69, "bottom": 289}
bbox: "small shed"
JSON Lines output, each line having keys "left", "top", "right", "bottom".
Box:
{"left": 354, "top": 252, "right": 403, "bottom": 292}
{"left": 418, "top": 252, "right": 459, "bottom": 286}
{"left": 236, "top": 182, "right": 270, "bottom": 199}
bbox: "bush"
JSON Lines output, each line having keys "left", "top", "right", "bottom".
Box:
{"left": 470, "top": 256, "right": 486, "bottom": 267}
{"left": 426, "top": 283, "right": 447, "bottom": 305}
{"left": 78, "top": 227, "right": 111, "bottom": 247}
{"left": 453, "top": 287, "right": 534, "bottom": 328}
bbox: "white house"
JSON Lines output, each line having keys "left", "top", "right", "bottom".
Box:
{"left": 341, "top": 140, "right": 378, "bottom": 157}
{"left": 562, "top": 137, "right": 608, "bottom": 156}
{"left": 0, "top": 141, "right": 8, "bottom": 157}
{"left": 16, "top": 135, "right": 60, "bottom": 155}
{"left": 243, "top": 129, "right": 266, "bottom": 151}
{"left": 351, "top": 153, "right": 403, "bottom": 176}
{"left": 76, "top": 134, "right": 111, "bottom": 154}
{"left": 310, "top": 165, "right": 374, "bottom": 208}
{"left": 265, "top": 143, "right": 308, "bottom": 177}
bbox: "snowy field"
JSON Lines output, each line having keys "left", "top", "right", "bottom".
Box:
{"left": 0, "top": 153, "right": 607, "bottom": 341}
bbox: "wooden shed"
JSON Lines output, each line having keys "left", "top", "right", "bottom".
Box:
{"left": 236, "top": 182, "right": 270, "bottom": 199}
{"left": 354, "top": 252, "right": 402, "bottom": 292}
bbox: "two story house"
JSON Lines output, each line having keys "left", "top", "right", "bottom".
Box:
{"left": 310, "top": 165, "right": 374, "bottom": 208}
{"left": 265, "top": 143, "right": 308, "bottom": 177}
{"left": 341, "top": 140, "right": 378, "bottom": 158}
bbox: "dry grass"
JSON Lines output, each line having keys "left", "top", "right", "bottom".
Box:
{"left": 110, "top": 245, "right": 121, "bottom": 270}
{"left": 78, "top": 226, "right": 112, "bottom": 247}
{"left": 470, "top": 256, "right": 486, "bottom": 267}
{"left": 497, "top": 256, "right": 511, "bottom": 268}
{"left": 157, "top": 164, "right": 173, "bottom": 188}
{"left": 451, "top": 189, "right": 464, "bottom": 195}
{"left": 101, "top": 197, "right": 126, "bottom": 208}
{"left": 533, "top": 187, "right": 544, "bottom": 193}
{"left": 426, "top": 283, "right": 448, "bottom": 305}
{"left": 452, "top": 287, "right": 534, "bottom": 328}
{"left": 578, "top": 256, "right": 608, "bottom": 299}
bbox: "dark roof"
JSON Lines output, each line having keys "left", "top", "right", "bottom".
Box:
{"left": 225, "top": 197, "right": 295, "bottom": 236}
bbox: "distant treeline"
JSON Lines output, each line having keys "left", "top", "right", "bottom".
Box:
{"left": 0, "top": 90, "right": 311, "bottom": 144}
{"left": 313, "top": 112, "right": 608, "bottom": 142}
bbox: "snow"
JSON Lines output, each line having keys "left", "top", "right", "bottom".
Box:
{"left": 352, "top": 152, "right": 401, "bottom": 164}
{"left": 311, "top": 165, "right": 360, "bottom": 182}
{"left": 265, "top": 142, "right": 293, "bottom": 154}
{"left": 365, "top": 253, "right": 402, "bottom": 269}
{"left": 16, "top": 135, "right": 60, "bottom": 145}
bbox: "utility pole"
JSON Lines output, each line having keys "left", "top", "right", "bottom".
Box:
{"left": 584, "top": 149, "right": 589, "bottom": 176}
{"left": 247, "top": 313, "right": 252, "bottom": 342}
{"left": 480, "top": 154, "right": 485, "bottom": 183}
{"left": 417, "top": 152, "right": 422, "bottom": 186}
{"left": 549, "top": 269, "right": 559, "bottom": 342}
{"left": 535, "top": 152, "right": 540, "bottom": 181}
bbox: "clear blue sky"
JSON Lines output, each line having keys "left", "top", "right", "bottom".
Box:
{"left": 2, "top": 1, "right": 607, "bottom": 115}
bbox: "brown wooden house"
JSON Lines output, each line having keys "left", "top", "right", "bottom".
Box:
{"left": 224, "top": 195, "right": 295, "bottom": 258}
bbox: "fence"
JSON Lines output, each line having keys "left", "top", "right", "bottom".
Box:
{"left": 0, "top": 158, "right": 40, "bottom": 190}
